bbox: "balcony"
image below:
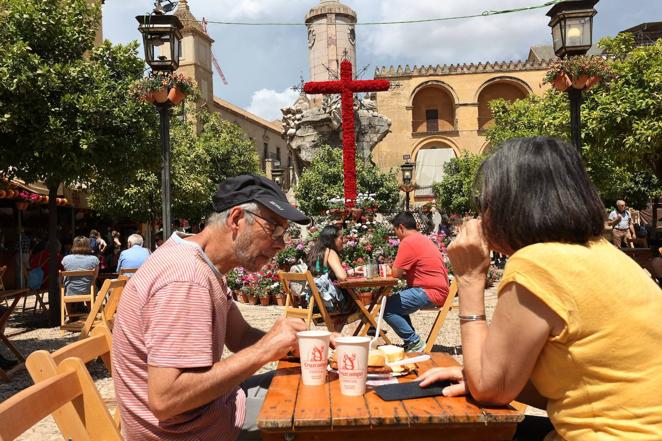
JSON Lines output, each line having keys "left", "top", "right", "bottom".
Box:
{"left": 411, "top": 119, "right": 457, "bottom": 137}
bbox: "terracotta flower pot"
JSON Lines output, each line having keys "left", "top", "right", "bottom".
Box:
{"left": 151, "top": 87, "right": 169, "bottom": 104}
{"left": 572, "top": 75, "right": 590, "bottom": 89}
{"left": 551, "top": 73, "right": 571, "bottom": 92}
{"left": 274, "top": 295, "right": 286, "bottom": 306}
{"left": 238, "top": 293, "right": 248, "bottom": 303}
{"left": 168, "top": 86, "right": 187, "bottom": 105}
{"left": 248, "top": 295, "right": 258, "bottom": 305}
{"left": 584, "top": 76, "right": 601, "bottom": 90}
{"left": 259, "top": 295, "right": 271, "bottom": 306}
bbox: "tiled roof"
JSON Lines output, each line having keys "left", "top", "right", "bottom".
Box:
{"left": 212, "top": 97, "right": 283, "bottom": 135}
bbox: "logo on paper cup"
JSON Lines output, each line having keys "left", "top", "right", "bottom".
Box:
{"left": 339, "top": 352, "right": 364, "bottom": 377}
{"left": 303, "top": 345, "right": 327, "bottom": 369}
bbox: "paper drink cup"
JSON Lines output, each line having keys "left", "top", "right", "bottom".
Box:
{"left": 297, "top": 330, "right": 331, "bottom": 386}
{"left": 334, "top": 336, "right": 371, "bottom": 396}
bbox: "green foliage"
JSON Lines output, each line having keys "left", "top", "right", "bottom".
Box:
{"left": 486, "top": 33, "right": 662, "bottom": 209}
{"left": 0, "top": 0, "right": 155, "bottom": 188}
{"left": 432, "top": 153, "right": 486, "bottom": 214}
{"left": 88, "top": 107, "right": 261, "bottom": 221}
{"left": 295, "top": 146, "right": 399, "bottom": 215}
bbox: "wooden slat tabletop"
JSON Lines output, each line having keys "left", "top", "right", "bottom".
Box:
{"left": 258, "top": 352, "right": 525, "bottom": 440}
{"left": 336, "top": 277, "right": 399, "bottom": 289}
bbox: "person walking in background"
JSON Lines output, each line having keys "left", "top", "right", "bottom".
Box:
{"left": 89, "top": 229, "right": 107, "bottom": 254}
{"left": 608, "top": 200, "right": 634, "bottom": 248}
{"left": 116, "top": 234, "right": 150, "bottom": 275}
{"left": 383, "top": 211, "right": 449, "bottom": 353}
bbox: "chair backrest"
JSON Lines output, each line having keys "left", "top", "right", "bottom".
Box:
{"left": 26, "top": 326, "right": 119, "bottom": 430}
{"left": 59, "top": 269, "right": 98, "bottom": 296}
{"left": 79, "top": 278, "right": 127, "bottom": 339}
{"left": 424, "top": 279, "right": 459, "bottom": 354}
{"left": 118, "top": 267, "right": 138, "bottom": 277}
{"left": 0, "top": 356, "right": 122, "bottom": 441}
{"left": 0, "top": 265, "right": 6, "bottom": 290}
{"left": 279, "top": 270, "right": 336, "bottom": 331}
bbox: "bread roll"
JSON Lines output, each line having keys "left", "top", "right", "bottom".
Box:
{"left": 379, "top": 345, "right": 405, "bottom": 373}
{"left": 368, "top": 349, "right": 385, "bottom": 367}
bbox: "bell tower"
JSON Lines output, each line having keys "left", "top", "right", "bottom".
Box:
{"left": 305, "top": 0, "right": 357, "bottom": 83}
{"left": 173, "top": 0, "right": 214, "bottom": 106}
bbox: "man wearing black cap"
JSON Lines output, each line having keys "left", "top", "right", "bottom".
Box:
{"left": 112, "top": 175, "right": 310, "bottom": 441}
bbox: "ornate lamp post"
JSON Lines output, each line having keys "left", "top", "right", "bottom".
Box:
{"left": 271, "top": 160, "right": 284, "bottom": 189}
{"left": 546, "top": 0, "right": 598, "bottom": 151}
{"left": 136, "top": 2, "right": 183, "bottom": 240}
{"left": 400, "top": 155, "right": 415, "bottom": 212}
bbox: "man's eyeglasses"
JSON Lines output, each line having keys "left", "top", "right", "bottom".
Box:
{"left": 244, "top": 210, "right": 289, "bottom": 241}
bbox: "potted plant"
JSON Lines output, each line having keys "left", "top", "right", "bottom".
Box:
{"left": 167, "top": 72, "right": 195, "bottom": 105}
{"left": 544, "top": 56, "right": 613, "bottom": 92}
{"left": 131, "top": 74, "right": 168, "bottom": 104}
{"left": 258, "top": 290, "right": 272, "bottom": 306}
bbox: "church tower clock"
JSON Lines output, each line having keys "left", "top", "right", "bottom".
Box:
{"left": 305, "top": 0, "right": 357, "bottom": 83}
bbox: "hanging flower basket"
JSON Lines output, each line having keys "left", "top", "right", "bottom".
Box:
{"left": 544, "top": 56, "right": 613, "bottom": 92}
{"left": 151, "top": 87, "right": 169, "bottom": 104}
{"left": 168, "top": 86, "right": 186, "bottom": 105}
{"left": 551, "top": 72, "right": 572, "bottom": 92}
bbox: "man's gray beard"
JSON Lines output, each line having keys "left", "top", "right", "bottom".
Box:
{"left": 235, "top": 229, "right": 263, "bottom": 272}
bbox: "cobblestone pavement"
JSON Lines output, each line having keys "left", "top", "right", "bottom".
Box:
{"left": 1, "top": 287, "right": 542, "bottom": 440}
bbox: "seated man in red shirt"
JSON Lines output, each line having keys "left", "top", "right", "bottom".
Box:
{"left": 385, "top": 212, "right": 450, "bottom": 352}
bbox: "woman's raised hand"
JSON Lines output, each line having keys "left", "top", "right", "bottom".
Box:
{"left": 447, "top": 219, "right": 491, "bottom": 289}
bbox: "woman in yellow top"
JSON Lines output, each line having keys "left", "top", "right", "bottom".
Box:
{"left": 419, "top": 137, "right": 662, "bottom": 441}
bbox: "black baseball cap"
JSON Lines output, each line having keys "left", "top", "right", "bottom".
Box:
{"left": 212, "top": 174, "right": 311, "bottom": 225}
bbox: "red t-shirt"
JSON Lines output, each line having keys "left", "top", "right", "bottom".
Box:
{"left": 393, "top": 232, "right": 449, "bottom": 306}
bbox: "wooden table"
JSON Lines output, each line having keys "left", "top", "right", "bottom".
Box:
{"left": 258, "top": 352, "right": 525, "bottom": 440}
{"left": 0, "top": 289, "right": 29, "bottom": 382}
{"left": 336, "top": 277, "right": 399, "bottom": 344}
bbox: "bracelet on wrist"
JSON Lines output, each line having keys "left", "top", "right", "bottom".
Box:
{"left": 458, "top": 314, "right": 487, "bottom": 322}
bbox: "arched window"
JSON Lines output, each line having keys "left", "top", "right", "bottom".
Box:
{"left": 477, "top": 80, "right": 529, "bottom": 130}
{"left": 411, "top": 86, "right": 455, "bottom": 134}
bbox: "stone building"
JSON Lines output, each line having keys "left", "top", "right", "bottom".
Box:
{"left": 173, "top": 0, "right": 291, "bottom": 188}
{"left": 372, "top": 56, "right": 553, "bottom": 202}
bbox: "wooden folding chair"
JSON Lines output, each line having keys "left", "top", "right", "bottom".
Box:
{"left": 423, "top": 279, "right": 459, "bottom": 354}
{"left": 79, "top": 277, "right": 127, "bottom": 339}
{"left": 18, "top": 266, "right": 49, "bottom": 315}
{"left": 0, "top": 355, "right": 122, "bottom": 441}
{"left": 60, "top": 269, "right": 97, "bottom": 330}
{"left": 118, "top": 267, "right": 138, "bottom": 277}
{"left": 26, "top": 325, "right": 121, "bottom": 429}
{"left": 279, "top": 271, "right": 362, "bottom": 332}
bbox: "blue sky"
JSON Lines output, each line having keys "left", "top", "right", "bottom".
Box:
{"left": 103, "top": 0, "right": 660, "bottom": 120}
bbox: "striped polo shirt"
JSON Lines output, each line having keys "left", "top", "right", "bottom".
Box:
{"left": 111, "top": 233, "right": 246, "bottom": 441}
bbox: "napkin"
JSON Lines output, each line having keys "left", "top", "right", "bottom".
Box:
{"left": 374, "top": 380, "right": 451, "bottom": 401}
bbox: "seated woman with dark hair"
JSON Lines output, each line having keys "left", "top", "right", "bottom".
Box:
{"left": 418, "top": 137, "right": 662, "bottom": 441}
{"left": 305, "top": 225, "right": 360, "bottom": 311}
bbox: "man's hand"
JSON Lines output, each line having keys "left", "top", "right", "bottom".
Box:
{"left": 447, "top": 219, "right": 490, "bottom": 290}
{"left": 254, "top": 317, "right": 308, "bottom": 362}
{"left": 615, "top": 213, "right": 622, "bottom": 222}
{"left": 417, "top": 366, "right": 466, "bottom": 397}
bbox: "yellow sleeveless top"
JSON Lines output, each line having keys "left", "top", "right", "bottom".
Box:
{"left": 499, "top": 239, "right": 662, "bottom": 441}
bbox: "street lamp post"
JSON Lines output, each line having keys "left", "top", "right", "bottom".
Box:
{"left": 546, "top": 0, "right": 598, "bottom": 151}
{"left": 400, "top": 155, "right": 415, "bottom": 212}
{"left": 136, "top": 2, "right": 183, "bottom": 240}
